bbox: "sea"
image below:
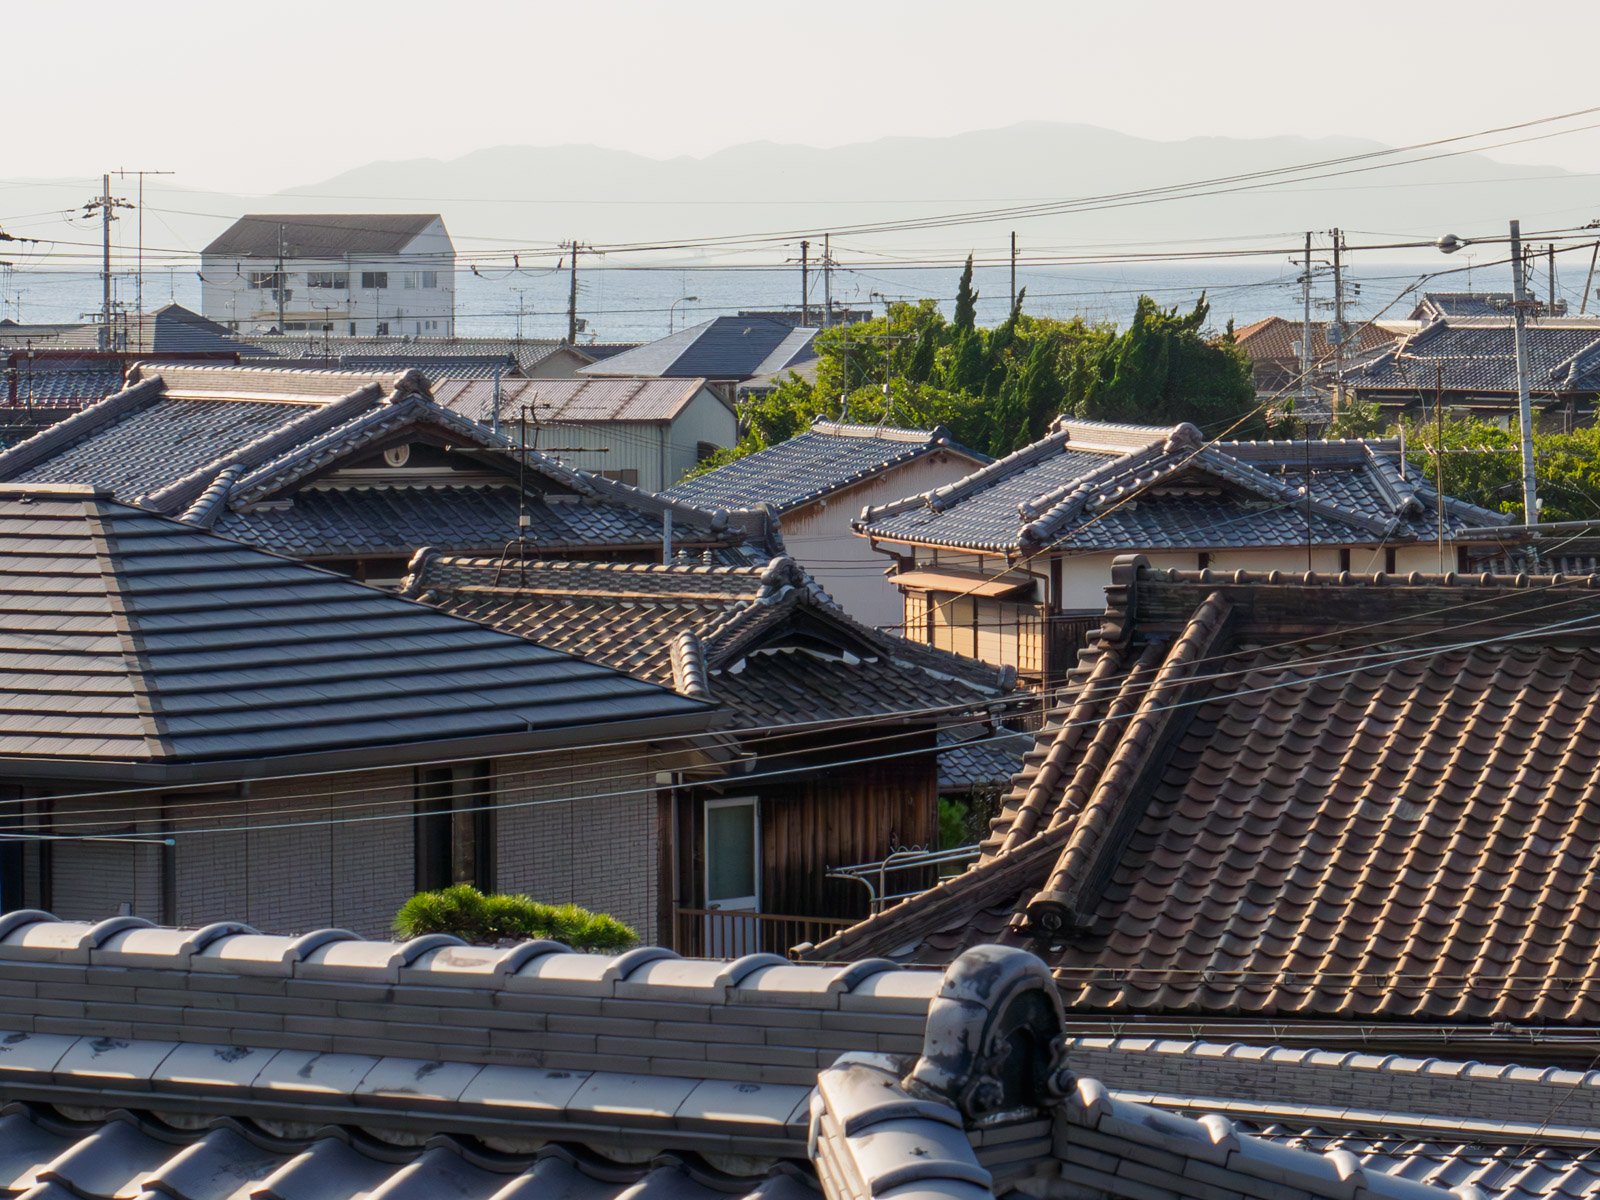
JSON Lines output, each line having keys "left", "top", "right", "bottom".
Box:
{"left": 2, "top": 258, "right": 1534, "bottom": 343}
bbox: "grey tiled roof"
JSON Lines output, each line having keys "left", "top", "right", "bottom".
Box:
{"left": 578, "top": 316, "right": 816, "bottom": 381}
{"left": 413, "top": 555, "right": 1013, "bottom": 729}
{"left": 0, "top": 1105, "right": 813, "bottom": 1200}
{"left": 239, "top": 335, "right": 581, "bottom": 376}
{"left": 214, "top": 485, "right": 720, "bottom": 560}
{"left": 937, "top": 727, "right": 1031, "bottom": 792}
{"left": 0, "top": 486, "right": 712, "bottom": 766}
{"left": 3, "top": 362, "right": 123, "bottom": 405}
{"left": 861, "top": 422, "right": 1508, "bottom": 552}
{"left": 1408, "top": 291, "right": 1515, "bottom": 319}
{"left": 663, "top": 419, "right": 989, "bottom": 515}
{"left": 1347, "top": 318, "right": 1600, "bottom": 396}
{"left": 3, "top": 393, "right": 323, "bottom": 497}
{"left": 0, "top": 367, "right": 747, "bottom": 565}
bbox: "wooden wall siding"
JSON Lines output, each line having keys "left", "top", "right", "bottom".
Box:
{"left": 757, "top": 759, "right": 938, "bottom": 921}
{"left": 906, "top": 591, "right": 1043, "bottom": 679}
{"left": 679, "top": 735, "right": 940, "bottom": 926}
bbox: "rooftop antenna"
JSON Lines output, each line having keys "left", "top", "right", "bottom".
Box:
{"left": 493, "top": 402, "right": 535, "bottom": 587}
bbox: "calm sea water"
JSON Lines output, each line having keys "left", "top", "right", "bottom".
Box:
{"left": 5, "top": 258, "right": 1529, "bottom": 342}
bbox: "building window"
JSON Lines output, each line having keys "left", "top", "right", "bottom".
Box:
{"left": 361, "top": 271, "right": 388, "bottom": 290}
{"left": 306, "top": 271, "right": 348, "bottom": 289}
{"left": 247, "top": 271, "right": 282, "bottom": 290}
{"left": 1384, "top": 547, "right": 1397, "bottom": 573}
{"left": 400, "top": 271, "right": 438, "bottom": 289}
{"left": 1339, "top": 548, "right": 1352, "bottom": 573}
{"left": 375, "top": 322, "right": 389, "bottom": 336}
{"left": 1197, "top": 552, "right": 1210, "bottom": 570}
{"left": 415, "top": 762, "right": 493, "bottom": 892}
{"left": 348, "top": 322, "right": 357, "bottom": 335}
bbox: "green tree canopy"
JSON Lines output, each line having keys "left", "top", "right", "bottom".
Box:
{"left": 677, "top": 281, "right": 1263, "bottom": 482}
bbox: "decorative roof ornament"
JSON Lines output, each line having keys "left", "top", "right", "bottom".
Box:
{"left": 902, "top": 944, "right": 1074, "bottom": 1124}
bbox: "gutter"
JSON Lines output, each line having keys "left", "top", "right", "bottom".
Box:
{"left": 0, "top": 709, "right": 721, "bottom": 788}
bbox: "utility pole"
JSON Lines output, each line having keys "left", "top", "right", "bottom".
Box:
{"left": 1435, "top": 364, "right": 1446, "bottom": 571}
{"left": 1300, "top": 232, "right": 1313, "bottom": 412}
{"left": 1509, "top": 219, "right": 1539, "bottom": 531}
{"left": 1009, "top": 232, "right": 1017, "bottom": 312}
{"left": 118, "top": 168, "right": 173, "bottom": 348}
{"left": 800, "top": 240, "right": 810, "bottom": 326}
{"left": 1582, "top": 241, "right": 1599, "bottom": 316}
{"left": 276, "top": 223, "right": 286, "bottom": 334}
{"left": 561, "top": 240, "right": 592, "bottom": 343}
{"left": 81, "top": 176, "right": 131, "bottom": 350}
{"left": 1328, "top": 228, "right": 1344, "bottom": 406}
{"left": 1548, "top": 244, "right": 1558, "bottom": 314}
{"left": 822, "top": 233, "right": 832, "bottom": 329}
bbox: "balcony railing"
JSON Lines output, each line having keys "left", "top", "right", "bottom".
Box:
{"left": 672, "top": 907, "right": 854, "bottom": 958}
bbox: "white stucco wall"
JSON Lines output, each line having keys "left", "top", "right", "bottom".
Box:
{"left": 201, "top": 218, "right": 456, "bottom": 336}
{"left": 787, "top": 450, "right": 988, "bottom": 628}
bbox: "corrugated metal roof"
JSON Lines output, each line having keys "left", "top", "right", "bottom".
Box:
{"left": 202, "top": 214, "right": 444, "bottom": 258}
{"left": 0, "top": 486, "right": 713, "bottom": 766}
{"left": 433, "top": 376, "right": 714, "bottom": 423}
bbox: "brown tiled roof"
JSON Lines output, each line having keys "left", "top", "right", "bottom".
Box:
{"left": 803, "top": 559, "right": 1600, "bottom": 1026}
{"left": 1232, "top": 315, "right": 1398, "bottom": 363}
{"left": 408, "top": 554, "right": 1013, "bottom": 730}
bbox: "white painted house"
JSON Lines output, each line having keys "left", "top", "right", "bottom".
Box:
{"left": 201, "top": 214, "right": 455, "bottom": 337}
{"left": 662, "top": 419, "right": 992, "bottom": 628}
{"left": 431, "top": 376, "right": 737, "bottom": 492}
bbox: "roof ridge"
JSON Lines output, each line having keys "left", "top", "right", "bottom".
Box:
{"left": 861, "top": 426, "right": 1084, "bottom": 526}
{"left": 809, "top": 417, "right": 937, "bottom": 443}
{"left": 81, "top": 499, "right": 174, "bottom": 761}
{"left": 178, "top": 464, "right": 246, "bottom": 529}
{"left": 1024, "top": 591, "right": 1235, "bottom": 934}
{"left": 139, "top": 381, "right": 388, "bottom": 513}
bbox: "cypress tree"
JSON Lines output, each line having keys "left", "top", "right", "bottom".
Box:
{"left": 953, "top": 254, "right": 978, "bottom": 331}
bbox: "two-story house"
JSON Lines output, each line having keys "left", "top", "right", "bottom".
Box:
{"left": 201, "top": 214, "right": 455, "bottom": 337}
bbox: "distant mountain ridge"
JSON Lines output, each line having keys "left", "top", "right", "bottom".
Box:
{"left": 273, "top": 122, "right": 1591, "bottom": 257}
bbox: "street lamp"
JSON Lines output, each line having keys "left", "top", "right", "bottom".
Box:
{"left": 670, "top": 295, "right": 698, "bottom": 333}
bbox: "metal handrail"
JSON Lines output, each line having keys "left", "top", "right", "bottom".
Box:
{"left": 827, "top": 843, "right": 983, "bottom": 913}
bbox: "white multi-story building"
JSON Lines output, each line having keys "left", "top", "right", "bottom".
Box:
{"left": 200, "top": 214, "right": 455, "bottom": 337}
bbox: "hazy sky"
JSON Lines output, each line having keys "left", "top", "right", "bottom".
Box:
{"left": 8, "top": 0, "right": 1600, "bottom": 194}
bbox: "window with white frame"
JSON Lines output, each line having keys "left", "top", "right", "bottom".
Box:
{"left": 306, "top": 271, "right": 348, "bottom": 289}
{"left": 247, "top": 271, "right": 282, "bottom": 290}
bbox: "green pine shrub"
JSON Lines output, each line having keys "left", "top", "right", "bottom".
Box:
{"left": 393, "top": 884, "right": 637, "bottom": 951}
